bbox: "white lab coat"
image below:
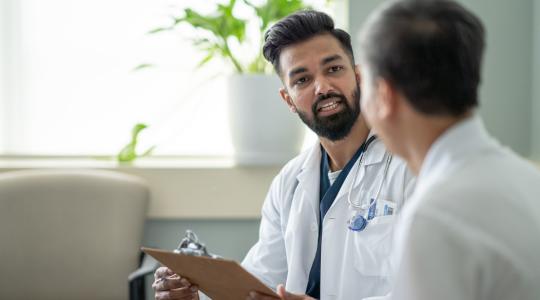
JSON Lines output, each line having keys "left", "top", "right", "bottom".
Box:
{"left": 242, "top": 137, "right": 415, "bottom": 300}
{"left": 391, "top": 115, "right": 540, "bottom": 300}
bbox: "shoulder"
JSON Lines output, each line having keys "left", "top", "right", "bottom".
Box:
{"left": 273, "top": 144, "right": 319, "bottom": 187}
{"left": 261, "top": 145, "right": 319, "bottom": 220}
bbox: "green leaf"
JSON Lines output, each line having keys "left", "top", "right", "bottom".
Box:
{"left": 117, "top": 143, "right": 136, "bottom": 162}
{"left": 116, "top": 123, "right": 153, "bottom": 163}
{"left": 245, "top": 0, "right": 307, "bottom": 31}
{"left": 132, "top": 63, "right": 154, "bottom": 72}
{"left": 169, "top": 0, "right": 246, "bottom": 72}
{"left": 196, "top": 52, "right": 215, "bottom": 68}
{"left": 131, "top": 123, "right": 148, "bottom": 139}
{"left": 143, "top": 0, "right": 311, "bottom": 74}
{"left": 141, "top": 145, "right": 156, "bottom": 157}
{"left": 148, "top": 27, "right": 172, "bottom": 34}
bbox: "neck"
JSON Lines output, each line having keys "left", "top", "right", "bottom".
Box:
{"left": 402, "top": 112, "right": 472, "bottom": 175}
{"left": 319, "top": 117, "right": 370, "bottom": 172}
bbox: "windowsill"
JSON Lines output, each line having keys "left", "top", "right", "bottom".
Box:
{"left": 0, "top": 156, "right": 282, "bottom": 219}
{"left": 0, "top": 155, "right": 238, "bottom": 169}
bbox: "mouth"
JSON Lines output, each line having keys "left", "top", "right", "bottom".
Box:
{"left": 316, "top": 97, "right": 344, "bottom": 116}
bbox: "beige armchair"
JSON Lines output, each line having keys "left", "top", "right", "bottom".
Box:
{"left": 0, "top": 169, "right": 149, "bottom": 300}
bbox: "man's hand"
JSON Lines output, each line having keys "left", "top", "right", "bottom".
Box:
{"left": 153, "top": 266, "right": 199, "bottom": 300}
{"left": 276, "top": 284, "right": 315, "bottom": 300}
{"left": 246, "top": 284, "right": 315, "bottom": 300}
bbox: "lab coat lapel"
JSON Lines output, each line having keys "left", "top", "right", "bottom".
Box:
{"left": 284, "top": 145, "right": 323, "bottom": 292}
{"left": 295, "top": 144, "right": 322, "bottom": 220}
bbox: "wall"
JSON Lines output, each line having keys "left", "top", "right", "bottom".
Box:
{"left": 349, "top": 0, "right": 535, "bottom": 157}
{"left": 143, "top": 219, "right": 260, "bottom": 261}
{"left": 532, "top": 0, "right": 540, "bottom": 159}
{"left": 142, "top": 219, "right": 261, "bottom": 299}
{"left": 0, "top": 1, "right": 7, "bottom": 151}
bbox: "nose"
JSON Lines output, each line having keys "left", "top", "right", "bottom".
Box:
{"left": 314, "top": 76, "right": 334, "bottom": 96}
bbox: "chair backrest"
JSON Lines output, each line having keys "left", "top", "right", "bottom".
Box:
{"left": 0, "top": 169, "right": 149, "bottom": 300}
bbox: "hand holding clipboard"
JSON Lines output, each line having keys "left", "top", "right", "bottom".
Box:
{"left": 144, "top": 230, "right": 278, "bottom": 300}
{"left": 143, "top": 247, "right": 279, "bottom": 300}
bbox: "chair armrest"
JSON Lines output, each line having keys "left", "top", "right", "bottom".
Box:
{"left": 129, "top": 253, "right": 160, "bottom": 300}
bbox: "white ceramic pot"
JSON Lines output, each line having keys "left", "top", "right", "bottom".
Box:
{"left": 227, "top": 74, "right": 305, "bottom": 165}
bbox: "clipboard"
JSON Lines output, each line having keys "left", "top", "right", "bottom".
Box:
{"left": 142, "top": 247, "right": 279, "bottom": 300}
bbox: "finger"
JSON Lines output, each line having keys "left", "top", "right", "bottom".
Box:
{"left": 277, "top": 284, "right": 288, "bottom": 298}
{"left": 155, "top": 266, "right": 174, "bottom": 279}
{"left": 247, "top": 291, "right": 279, "bottom": 300}
{"left": 180, "top": 278, "right": 191, "bottom": 287}
{"left": 169, "top": 286, "right": 199, "bottom": 300}
{"left": 153, "top": 277, "right": 185, "bottom": 291}
{"left": 276, "top": 284, "right": 310, "bottom": 300}
{"left": 156, "top": 290, "right": 183, "bottom": 300}
{"left": 155, "top": 286, "right": 198, "bottom": 300}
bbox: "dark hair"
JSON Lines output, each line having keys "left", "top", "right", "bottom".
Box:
{"left": 263, "top": 10, "right": 354, "bottom": 75}
{"left": 359, "top": 0, "right": 485, "bottom": 116}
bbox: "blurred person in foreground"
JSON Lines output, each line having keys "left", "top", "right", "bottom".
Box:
{"left": 357, "top": 1, "right": 540, "bottom": 299}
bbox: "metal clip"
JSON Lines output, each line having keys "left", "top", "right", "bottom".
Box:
{"left": 174, "top": 230, "right": 220, "bottom": 259}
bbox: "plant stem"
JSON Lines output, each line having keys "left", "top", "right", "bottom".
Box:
{"left": 223, "top": 40, "right": 244, "bottom": 73}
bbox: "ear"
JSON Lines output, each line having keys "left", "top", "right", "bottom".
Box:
{"left": 354, "top": 64, "right": 361, "bottom": 84}
{"left": 279, "top": 87, "right": 297, "bottom": 113}
{"left": 375, "top": 78, "right": 398, "bottom": 120}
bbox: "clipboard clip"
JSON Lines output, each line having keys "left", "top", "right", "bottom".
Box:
{"left": 174, "top": 230, "right": 220, "bottom": 259}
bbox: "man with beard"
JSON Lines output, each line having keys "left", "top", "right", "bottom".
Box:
{"left": 153, "top": 10, "right": 414, "bottom": 300}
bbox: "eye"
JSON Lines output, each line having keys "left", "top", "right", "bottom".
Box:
{"left": 328, "top": 65, "right": 344, "bottom": 73}
{"left": 294, "top": 77, "right": 309, "bottom": 86}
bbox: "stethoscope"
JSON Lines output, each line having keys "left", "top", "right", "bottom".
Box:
{"left": 346, "top": 139, "right": 393, "bottom": 232}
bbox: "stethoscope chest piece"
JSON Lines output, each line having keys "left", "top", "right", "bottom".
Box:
{"left": 346, "top": 147, "right": 393, "bottom": 232}
{"left": 348, "top": 213, "right": 368, "bottom": 231}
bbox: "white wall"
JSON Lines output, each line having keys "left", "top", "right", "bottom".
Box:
{"left": 349, "top": 0, "right": 535, "bottom": 157}
{"left": 1, "top": 0, "right": 22, "bottom": 154}
{"left": 0, "top": 1, "right": 7, "bottom": 151}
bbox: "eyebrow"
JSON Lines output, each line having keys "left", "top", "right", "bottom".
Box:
{"left": 288, "top": 67, "right": 308, "bottom": 79}
{"left": 321, "top": 54, "right": 343, "bottom": 65}
{"left": 287, "top": 54, "right": 345, "bottom": 79}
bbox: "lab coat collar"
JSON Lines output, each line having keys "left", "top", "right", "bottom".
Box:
{"left": 363, "top": 133, "right": 386, "bottom": 166}
{"left": 345, "top": 133, "right": 388, "bottom": 197}
{"left": 294, "top": 132, "right": 391, "bottom": 221}
{"left": 418, "top": 114, "right": 497, "bottom": 187}
{"left": 302, "top": 132, "right": 388, "bottom": 206}
{"left": 297, "top": 143, "right": 322, "bottom": 182}
{"left": 297, "top": 131, "right": 386, "bottom": 180}
{"left": 294, "top": 144, "right": 323, "bottom": 221}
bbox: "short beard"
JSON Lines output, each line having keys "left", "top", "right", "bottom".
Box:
{"left": 297, "top": 86, "right": 361, "bottom": 141}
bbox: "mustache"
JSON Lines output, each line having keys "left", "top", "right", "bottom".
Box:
{"left": 312, "top": 92, "right": 347, "bottom": 114}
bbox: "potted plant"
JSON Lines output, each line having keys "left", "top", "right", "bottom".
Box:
{"left": 149, "top": 0, "right": 312, "bottom": 165}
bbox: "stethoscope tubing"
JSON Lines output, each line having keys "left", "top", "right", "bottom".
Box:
{"left": 346, "top": 141, "right": 393, "bottom": 211}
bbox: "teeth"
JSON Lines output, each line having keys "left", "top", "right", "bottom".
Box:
{"left": 319, "top": 101, "right": 339, "bottom": 112}
{"left": 321, "top": 101, "right": 337, "bottom": 108}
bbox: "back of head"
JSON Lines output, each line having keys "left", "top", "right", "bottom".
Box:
{"left": 359, "top": 0, "right": 485, "bottom": 116}
{"left": 263, "top": 9, "right": 354, "bottom": 75}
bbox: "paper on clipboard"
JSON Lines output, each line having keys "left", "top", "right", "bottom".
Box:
{"left": 142, "top": 247, "right": 279, "bottom": 300}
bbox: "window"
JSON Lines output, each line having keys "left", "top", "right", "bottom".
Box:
{"left": 0, "top": 0, "right": 341, "bottom": 157}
